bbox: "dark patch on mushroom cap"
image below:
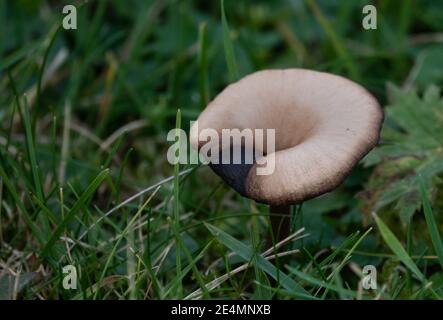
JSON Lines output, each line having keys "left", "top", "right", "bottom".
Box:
{"left": 208, "top": 144, "right": 255, "bottom": 197}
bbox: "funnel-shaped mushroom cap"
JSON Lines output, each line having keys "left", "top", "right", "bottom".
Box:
{"left": 190, "top": 69, "right": 383, "bottom": 206}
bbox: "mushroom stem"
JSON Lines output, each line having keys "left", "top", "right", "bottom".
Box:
{"left": 268, "top": 205, "right": 291, "bottom": 247}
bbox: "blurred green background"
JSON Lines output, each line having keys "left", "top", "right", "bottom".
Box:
{"left": 1, "top": 0, "right": 443, "bottom": 300}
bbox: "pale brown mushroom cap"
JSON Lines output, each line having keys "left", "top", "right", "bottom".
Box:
{"left": 190, "top": 69, "right": 383, "bottom": 206}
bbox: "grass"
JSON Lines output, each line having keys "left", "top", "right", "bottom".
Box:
{"left": 373, "top": 212, "right": 426, "bottom": 283}
{"left": 419, "top": 177, "right": 443, "bottom": 269}
{"left": 1, "top": 0, "right": 443, "bottom": 300}
{"left": 221, "top": 0, "right": 239, "bottom": 82}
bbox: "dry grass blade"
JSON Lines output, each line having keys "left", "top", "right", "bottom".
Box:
{"left": 101, "top": 120, "right": 148, "bottom": 150}
{"left": 69, "top": 168, "right": 194, "bottom": 250}
{"left": 186, "top": 249, "right": 300, "bottom": 300}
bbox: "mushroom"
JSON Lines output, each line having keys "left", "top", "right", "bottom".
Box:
{"left": 190, "top": 69, "right": 383, "bottom": 243}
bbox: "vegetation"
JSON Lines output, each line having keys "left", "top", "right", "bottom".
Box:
{"left": 0, "top": 0, "right": 443, "bottom": 299}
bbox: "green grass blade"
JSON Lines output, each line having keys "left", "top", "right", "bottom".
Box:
{"left": 21, "top": 97, "right": 45, "bottom": 202}
{"left": 250, "top": 203, "right": 272, "bottom": 299}
{"left": 319, "top": 231, "right": 360, "bottom": 267}
{"left": 35, "top": 25, "right": 61, "bottom": 125}
{"left": 102, "top": 133, "right": 125, "bottom": 169}
{"left": 0, "top": 41, "right": 41, "bottom": 72}
{"left": 162, "top": 240, "right": 213, "bottom": 299}
{"left": 31, "top": 193, "right": 58, "bottom": 225}
{"left": 322, "top": 228, "right": 372, "bottom": 299}
{"left": 41, "top": 169, "right": 109, "bottom": 257}
{"left": 93, "top": 190, "right": 152, "bottom": 299}
{"left": 419, "top": 177, "right": 443, "bottom": 269}
{"left": 198, "top": 22, "right": 209, "bottom": 109}
{"left": 173, "top": 108, "right": 182, "bottom": 296}
{"left": 175, "top": 237, "right": 211, "bottom": 298}
{"left": 0, "top": 165, "right": 44, "bottom": 244}
{"left": 5, "top": 101, "right": 16, "bottom": 153}
{"left": 8, "top": 71, "right": 44, "bottom": 203}
{"left": 204, "top": 222, "right": 313, "bottom": 298}
{"left": 145, "top": 208, "right": 162, "bottom": 299}
{"left": 221, "top": 0, "right": 239, "bottom": 82}
{"left": 287, "top": 266, "right": 356, "bottom": 299}
{"left": 328, "top": 228, "right": 372, "bottom": 281}
{"left": 51, "top": 115, "right": 58, "bottom": 183}
{"left": 373, "top": 212, "right": 426, "bottom": 282}
{"left": 306, "top": 0, "right": 360, "bottom": 81}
